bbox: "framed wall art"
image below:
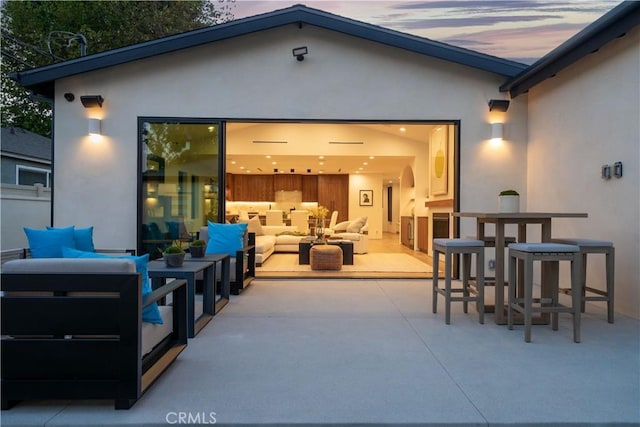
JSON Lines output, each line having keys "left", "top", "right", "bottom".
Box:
{"left": 429, "top": 130, "right": 448, "bottom": 196}
{"left": 360, "top": 190, "right": 373, "bottom": 206}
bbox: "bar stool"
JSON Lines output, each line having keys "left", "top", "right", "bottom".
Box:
{"left": 466, "top": 235, "right": 516, "bottom": 285}
{"left": 432, "top": 239, "right": 485, "bottom": 324}
{"left": 507, "top": 243, "right": 582, "bottom": 343}
{"left": 552, "top": 238, "right": 615, "bottom": 323}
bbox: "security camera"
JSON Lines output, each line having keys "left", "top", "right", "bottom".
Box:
{"left": 64, "top": 93, "right": 75, "bottom": 102}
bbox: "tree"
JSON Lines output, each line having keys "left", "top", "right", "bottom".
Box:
{"left": 1, "top": 0, "right": 235, "bottom": 137}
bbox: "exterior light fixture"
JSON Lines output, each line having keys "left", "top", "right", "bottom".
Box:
{"left": 290, "top": 168, "right": 295, "bottom": 173}
{"left": 88, "top": 118, "right": 102, "bottom": 137}
{"left": 292, "top": 46, "right": 308, "bottom": 61}
{"left": 491, "top": 123, "right": 503, "bottom": 141}
{"left": 80, "top": 95, "right": 104, "bottom": 108}
{"left": 488, "top": 99, "right": 510, "bottom": 112}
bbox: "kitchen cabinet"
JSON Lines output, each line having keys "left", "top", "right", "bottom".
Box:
{"left": 273, "top": 174, "right": 302, "bottom": 191}
{"left": 417, "top": 216, "right": 428, "bottom": 253}
{"left": 317, "top": 175, "right": 349, "bottom": 223}
{"left": 225, "top": 173, "right": 234, "bottom": 201}
{"left": 301, "top": 175, "right": 318, "bottom": 202}
{"left": 232, "top": 174, "right": 274, "bottom": 201}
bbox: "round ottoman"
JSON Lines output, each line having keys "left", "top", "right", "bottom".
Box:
{"left": 310, "top": 245, "right": 343, "bottom": 270}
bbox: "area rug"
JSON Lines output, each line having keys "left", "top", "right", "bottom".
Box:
{"left": 257, "top": 253, "right": 432, "bottom": 274}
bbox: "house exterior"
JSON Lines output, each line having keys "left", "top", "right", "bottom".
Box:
{"left": 0, "top": 127, "right": 52, "bottom": 249}
{"left": 9, "top": 3, "right": 639, "bottom": 318}
{"left": 1, "top": 127, "right": 51, "bottom": 187}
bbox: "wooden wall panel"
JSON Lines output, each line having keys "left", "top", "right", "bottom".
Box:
{"left": 317, "top": 175, "right": 349, "bottom": 222}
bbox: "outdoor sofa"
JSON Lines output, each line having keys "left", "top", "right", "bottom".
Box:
{"left": 0, "top": 257, "right": 188, "bottom": 410}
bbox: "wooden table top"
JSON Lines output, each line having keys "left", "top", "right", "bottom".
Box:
{"left": 453, "top": 212, "right": 588, "bottom": 219}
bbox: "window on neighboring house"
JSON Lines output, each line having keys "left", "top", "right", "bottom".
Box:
{"left": 16, "top": 165, "right": 50, "bottom": 187}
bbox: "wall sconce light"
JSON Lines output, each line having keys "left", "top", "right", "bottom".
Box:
{"left": 292, "top": 46, "right": 308, "bottom": 61}
{"left": 274, "top": 168, "right": 278, "bottom": 173}
{"left": 290, "top": 168, "right": 295, "bottom": 173}
{"left": 490, "top": 123, "right": 503, "bottom": 141}
{"left": 488, "top": 99, "right": 510, "bottom": 112}
{"left": 88, "top": 118, "right": 102, "bottom": 136}
{"left": 613, "top": 161, "right": 623, "bottom": 178}
{"left": 80, "top": 95, "right": 104, "bottom": 108}
{"left": 601, "top": 164, "right": 611, "bottom": 179}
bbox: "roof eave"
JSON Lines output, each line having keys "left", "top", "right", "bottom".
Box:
{"left": 12, "top": 5, "right": 526, "bottom": 98}
{"left": 501, "top": 2, "right": 640, "bottom": 98}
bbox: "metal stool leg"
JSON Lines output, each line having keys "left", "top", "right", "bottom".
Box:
{"left": 432, "top": 249, "right": 440, "bottom": 315}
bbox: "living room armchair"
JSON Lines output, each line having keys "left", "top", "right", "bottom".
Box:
{"left": 330, "top": 216, "right": 369, "bottom": 254}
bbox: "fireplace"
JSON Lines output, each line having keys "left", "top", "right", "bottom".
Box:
{"left": 432, "top": 213, "right": 450, "bottom": 240}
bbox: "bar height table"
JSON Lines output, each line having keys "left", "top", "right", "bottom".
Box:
{"left": 453, "top": 212, "right": 588, "bottom": 325}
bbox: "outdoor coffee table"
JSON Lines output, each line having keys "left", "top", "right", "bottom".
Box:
{"left": 299, "top": 239, "right": 354, "bottom": 265}
{"left": 148, "top": 256, "right": 228, "bottom": 338}
{"left": 183, "top": 253, "right": 231, "bottom": 314}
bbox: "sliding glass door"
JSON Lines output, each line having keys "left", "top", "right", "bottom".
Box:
{"left": 138, "top": 119, "right": 222, "bottom": 258}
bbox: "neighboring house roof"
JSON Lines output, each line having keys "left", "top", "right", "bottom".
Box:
{"left": 502, "top": 1, "right": 640, "bottom": 98}
{"left": 11, "top": 4, "right": 527, "bottom": 98}
{"left": 1, "top": 127, "right": 51, "bottom": 162}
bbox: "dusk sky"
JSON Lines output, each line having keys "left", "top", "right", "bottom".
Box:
{"left": 231, "top": 1, "right": 622, "bottom": 64}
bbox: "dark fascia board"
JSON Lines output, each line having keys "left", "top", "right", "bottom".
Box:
{"left": 11, "top": 4, "right": 527, "bottom": 98}
{"left": 501, "top": 1, "right": 640, "bottom": 98}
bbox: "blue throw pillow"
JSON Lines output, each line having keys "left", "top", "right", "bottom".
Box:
{"left": 47, "top": 226, "right": 95, "bottom": 252}
{"left": 205, "top": 221, "right": 247, "bottom": 257}
{"left": 61, "top": 247, "right": 162, "bottom": 324}
{"left": 24, "top": 227, "right": 76, "bottom": 258}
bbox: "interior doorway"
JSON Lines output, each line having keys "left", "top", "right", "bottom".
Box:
{"left": 224, "top": 120, "right": 457, "bottom": 251}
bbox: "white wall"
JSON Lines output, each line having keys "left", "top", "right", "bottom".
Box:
{"left": 348, "top": 174, "right": 383, "bottom": 239}
{"left": 1, "top": 184, "right": 51, "bottom": 250}
{"left": 52, "top": 24, "right": 527, "bottom": 252}
{"left": 526, "top": 27, "right": 640, "bottom": 319}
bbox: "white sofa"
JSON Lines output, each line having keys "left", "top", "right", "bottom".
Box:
{"left": 331, "top": 216, "right": 369, "bottom": 254}
{"left": 239, "top": 216, "right": 309, "bottom": 265}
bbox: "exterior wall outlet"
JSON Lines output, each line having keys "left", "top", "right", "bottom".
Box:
{"left": 488, "top": 259, "right": 496, "bottom": 270}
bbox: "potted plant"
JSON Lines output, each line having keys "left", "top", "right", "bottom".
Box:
{"left": 189, "top": 239, "right": 206, "bottom": 258}
{"left": 498, "top": 189, "right": 520, "bottom": 213}
{"left": 310, "top": 205, "right": 329, "bottom": 240}
{"left": 163, "top": 242, "right": 185, "bottom": 267}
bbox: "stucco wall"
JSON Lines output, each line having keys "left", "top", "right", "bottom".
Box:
{"left": 52, "top": 24, "right": 528, "bottom": 251}
{"left": 527, "top": 27, "right": 640, "bottom": 318}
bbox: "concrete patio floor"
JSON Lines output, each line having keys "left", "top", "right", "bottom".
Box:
{"left": 2, "top": 278, "right": 639, "bottom": 426}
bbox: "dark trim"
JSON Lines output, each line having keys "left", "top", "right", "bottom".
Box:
{"left": 219, "top": 122, "right": 226, "bottom": 225}
{"left": 502, "top": 2, "right": 640, "bottom": 97}
{"left": 11, "top": 5, "right": 526, "bottom": 98}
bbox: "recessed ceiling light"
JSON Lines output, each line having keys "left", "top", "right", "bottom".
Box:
{"left": 245, "top": 170, "right": 251, "bottom": 173}
{"left": 231, "top": 160, "right": 236, "bottom": 164}
{"left": 319, "top": 162, "right": 324, "bottom": 166}
{"left": 239, "top": 166, "right": 245, "bottom": 169}
{"left": 363, "top": 162, "right": 368, "bottom": 165}
{"left": 272, "top": 161, "right": 277, "bottom": 165}
{"left": 358, "top": 167, "right": 363, "bottom": 170}
{"left": 318, "top": 156, "right": 324, "bottom": 160}
{"left": 369, "top": 156, "right": 375, "bottom": 159}
{"left": 400, "top": 127, "right": 406, "bottom": 132}
{"left": 266, "top": 155, "right": 271, "bottom": 159}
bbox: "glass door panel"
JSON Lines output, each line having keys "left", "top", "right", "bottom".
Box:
{"left": 140, "top": 120, "right": 220, "bottom": 258}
